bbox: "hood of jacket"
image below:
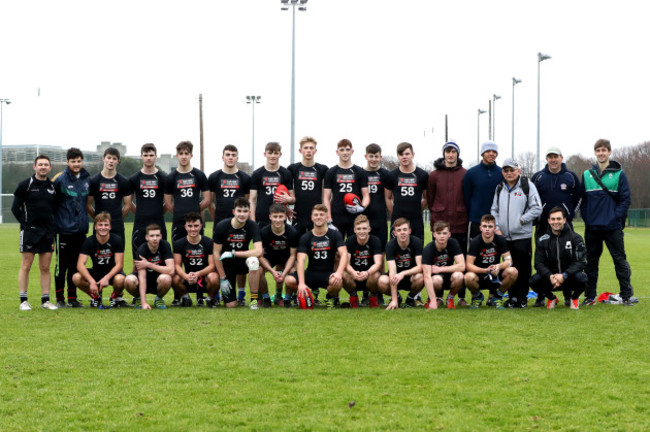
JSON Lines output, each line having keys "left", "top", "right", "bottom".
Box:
{"left": 433, "top": 157, "right": 464, "bottom": 171}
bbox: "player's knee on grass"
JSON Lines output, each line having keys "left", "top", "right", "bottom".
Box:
{"left": 411, "top": 273, "right": 424, "bottom": 289}
{"left": 157, "top": 274, "right": 172, "bottom": 289}
{"left": 464, "top": 272, "right": 479, "bottom": 292}
{"left": 284, "top": 274, "right": 298, "bottom": 293}
{"left": 432, "top": 275, "right": 444, "bottom": 290}
{"left": 377, "top": 275, "right": 390, "bottom": 294}
{"left": 124, "top": 274, "right": 139, "bottom": 295}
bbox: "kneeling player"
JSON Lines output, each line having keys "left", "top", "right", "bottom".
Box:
{"left": 259, "top": 204, "right": 299, "bottom": 307}
{"left": 343, "top": 215, "right": 383, "bottom": 307}
{"left": 422, "top": 221, "right": 465, "bottom": 310}
{"left": 72, "top": 212, "right": 126, "bottom": 308}
{"left": 464, "top": 214, "right": 518, "bottom": 309}
{"left": 124, "top": 224, "right": 175, "bottom": 309}
{"left": 213, "top": 197, "right": 263, "bottom": 309}
{"left": 379, "top": 218, "right": 424, "bottom": 310}
{"left": 285, "top": 204, "right": 348, "bottom": 308}
{"left": 172, "top": 212, "right": 219, "bottom": 307}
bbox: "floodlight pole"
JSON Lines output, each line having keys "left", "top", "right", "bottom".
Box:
{"left": 537, "top": 52, "right": 551, "bottom": 171}
{"left": 246, "top": 96, "right": 261, "bottom": 170}
{"left": 477, "top": 108, "right": 486, "bottom": 164}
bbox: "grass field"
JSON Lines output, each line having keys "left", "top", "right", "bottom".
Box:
{"left": 1, "top": 222, "right": 648, "bottom": 431}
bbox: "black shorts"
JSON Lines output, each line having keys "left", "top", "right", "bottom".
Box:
{"left": 89, "top": 269, "right": 125, "bottom": 287}
{"left": 331, "top": 215, "right": 354, "bottom": 239}
{"left": 263, "top": 254, "right": 287, "bottom": 270}
{"left": 396, "top": 276, "right": 413, "bottom": 292}
{"left": 132, "top": 271, "right": 167, "bottom": 295}
{"left": 20, "top": 228, "right": 55, "bottom": 254}
{"left": 288, "top": 270, "right": 332, "bottom": 290}
{"left": 181, "top": 276, "right": 206, "bottom": 294}
{"left": 476, "top": 272, "right": 503, "bottom": 293}
{"left": 370, "top": 222, "right": 388, "bottom": 252}
{"left": 132, "top": 222, "right": 167, "bottom": 256}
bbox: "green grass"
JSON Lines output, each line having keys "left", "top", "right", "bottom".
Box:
{"left": 0, "top": 222, "right": 648, "bottom": 431}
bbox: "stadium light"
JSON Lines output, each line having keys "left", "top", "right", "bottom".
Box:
{"left": 477, "top": 108, "right": 486, "bottom": 164}
{"left": 246, "top": 95, "right": 262, "bottom": 170}
{"left": 492, "top": 94, "right": 501, "bottom": 141}
{"left": 511, "top": 77, "right": 521, "bottom": 158}
{"left": 0, "top": 98, "right": 12, "bottom": 223}
{"left": 281, "top": 0, "right": 309, "bottom": 164}
{"left": 537, "top": 52, "right": 551, "bottom": 171}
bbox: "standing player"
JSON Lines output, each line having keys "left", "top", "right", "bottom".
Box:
{"left": 13, "top": 155, "right": 58, "bottom": 311}
{"left": 343, "top": 215, "right": 383, "bottom": 308}
{"left": 464, "top": 214, "right": 518, "bottom": 309}
{"left": 208, "top": 145, "right": 252, "bottom": 305}
{"left": 129, "top": 143, "right": 168, "bottom": 258}
{"left": 213, "top": 198, "right": 263, "bottom": 309}
{"left": 284, "top": 204, "right": 348, "bottom": 309}
{"left": 259, "top": 204, "right": 300, "bottom": 307}
{"left": 172, "top": 213, "right": 219, "bottom": 307}
{"left": 250, "top": 142, "right": 294, "bottom": 229}
{"left": 422, "top": 221, "right": 465, "bottom": 309}
{"left": 363, "top": 143, "right": 389, "bottom": 247}
{"left": 87, "top": 147, "right": 132, "bottom": 241}
{"left": 124, "top": 224, "right": 175, "bottom": 310}
{"left": 379, "top": 218, "right": 424, "bottom": 310}
{"left": 72, "top": 212, "right": 126, "bottom": 308}
{"left": 287, "top": 136, "right": 328, "bottom": 234}
{"left": 165, "top": 141, "right": 210, "bottom": 242}
{"left": 323, "top": 139, "right": 370, "bottom": 238}
{"left": 384, "top": 142, "right": 428, "bottom": 240}
{"left": 52, "top": 147, "right": 91, "bottom": 308}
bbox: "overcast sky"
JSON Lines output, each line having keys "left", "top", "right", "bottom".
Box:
{"left": 1, "top": 0, "right": 648, "bottom": 172}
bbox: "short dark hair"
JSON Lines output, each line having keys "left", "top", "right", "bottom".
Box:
{"left": 480, "top": 214, "right": 496, "bottom": 225}
{"left": 265, "top": 142, "right": 281, "bottom": 153}
{"left": 184, "top": 212, "right": 202, "bottom": 224}
{"left": 594, "top": 139, "right": 611, "bottom": 151}
{"left": 176, "top": 141, "right": 193, "bottom": 154}
{"left": 393, "top": 217, "right": 410, "bottom": 229}
{"left": 548, "top": 206, "right": 567, "bottom": 218}
{"left": 337, "top": 139, "right": 352, "bottom": 149}
{"left": 146, "top": 224, "right": 162, "bottom": 235}
{"left": 312, "top": 204, "right": 328, "bottom": 213}
{"left": 223, "top": 144, "right": 238, "bottom": 155}
{"left": 103, "top": 147, "right": 121, "bottom": 160}
{"left": 95, "top": 212, "right": 112, "bottom": 223}
{"left": 233, "top": 197, "right": 250, "bottom": 209}
{"left": 66, "top": 147, "right": 84, "bottom": 160}
{"left": 34, "top": 154, "right": 51, "bottom": 164}
{"left": 433, "top": 221, "right": 450, "bottom": 233}
{"left": 141, "top": 143, "right": 157, "bottom": 155}
{"left": 365, "top": 143, "right": 382, "bottom": 154}
{"left": 396, "top": 142, "right": 413, "bottom": 155}
{"left": 269, "top": 203, "right": 287, "bottom": 215}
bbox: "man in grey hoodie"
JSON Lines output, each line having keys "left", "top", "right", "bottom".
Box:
{"left": 491, "top": 158, "right": 542, "bottom": 307}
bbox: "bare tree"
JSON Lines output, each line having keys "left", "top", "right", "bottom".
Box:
{"left": 515, "top": 151, "right": 537, "bottom": 178}
{"left": 565, "top": 153, "right": 593, "bottom": 177}
{"left": 380, "top": 155, "right": 399, "bottom": 171}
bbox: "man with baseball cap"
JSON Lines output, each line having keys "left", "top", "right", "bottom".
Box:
{"left": 531, "top": 147, "right": 581, "bottom": 238}
{"left": 491, "top": 158, "right": 542, "bottom": 307}
{"left": 463, "top": 141, "right": 503, "bottom": 240}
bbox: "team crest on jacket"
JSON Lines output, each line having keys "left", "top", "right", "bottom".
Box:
{"left": 565, "top": 241, "right": 572, "bottom": 250}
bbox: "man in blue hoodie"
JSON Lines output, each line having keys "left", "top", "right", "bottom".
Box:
{"left": 580, "top": 139, "right": 634, "bottom": 306}
{"left": 52, "top": 148, "right": 91, "bottom": 308}
{"left": 531, "top": 147, "right": 581, "bottom": 238}
{"left": 463, "top": 141, "right": 503, "bottom": 242}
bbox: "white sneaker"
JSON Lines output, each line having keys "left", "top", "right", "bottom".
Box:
{"left": 41, "top": 301, "right": 59, "bottom": 310}
{"left": 20, "top": 301, "right": 32, "bottom": 311}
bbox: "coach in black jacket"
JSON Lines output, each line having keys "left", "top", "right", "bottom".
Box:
{"left": 530, "top": 206, "right": 587, "bottom": 309}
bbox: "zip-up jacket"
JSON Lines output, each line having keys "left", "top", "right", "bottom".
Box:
{"left": 579, "top": 161, "right": 630, "bottom": 230}
{"left": 463, "top": 161, "right": 503, "bottom": 223}
{"left": 490, "top": 176, "right": 542, "bottom": 241}
{"left": 534, "top": 224, "right": 586, "bottom": 279}
{"left": 427, "top": 158, "right": 467, "bottom": 234}
{"left": 52, "top": 167, "right": 91, "bottom": 234}
{"left": 531, "top": 163, "right": 581, "bottom": 222}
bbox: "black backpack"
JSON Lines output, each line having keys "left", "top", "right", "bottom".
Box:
{"left": 495, "top": 176, "right": 531, "bottom": 215}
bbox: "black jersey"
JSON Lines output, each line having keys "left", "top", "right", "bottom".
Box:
{"left": 468, "top": 234, "right": 509, "bottom": 269}
{"left": 213, "top": 218, "right": 262, "bottom": 253}
{"left": 385, "top": 167, "right": 429, "bottom": 222}
{"left": 80, "top": 233, "right": 124, "bottom": 276}
{"left": 208, "top": 170, "right": 252, "bottom": 223}
{"left": 324, "top": 165, "right": 368, "bottom": 220}
{"left": 136, "top": 240, "right": 173, "bottom": 275}
{"left": 12, "top": 176, "right": 56, "bottom": 231}
{"left": 89, "top": 173, "right": 131, "bottom": 227}
{"left": 129, "top": 170, "right": 167, "bottom": 225}
{"left": 165, "top": 168, "right": 209, "bottom": 223}
{"left": 385, "top": 235, "right": 423, "bottom": 273}
{"left": 173, "top": 235, "right": 213, "bottom": 273}
{"left": 422, "top": 238, "right": 462, "bottom": 270}
{"left": 363, "top": 168, "right": 388, "bottom": 227}
{"left": 287, "top": 162, "right": 328, "bottom": 229}
{"left": 298, "top": 228, "right": 345, "bottom": 272}
{"left": 261, "top": 223, "right": 300, "bottom": 264}
{"left": 250, "top": 166, "right": 293, "bottom": 223}
{"left": 346, "top": 234, "right": 382, "bottom": 272}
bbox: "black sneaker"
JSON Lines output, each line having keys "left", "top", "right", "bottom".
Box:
{"left": 56, "top": 300, "right": 67, "bottom": 309}
{"left": 284, "top": 298, "right": 293, "bottom": 308}
{"left": 170, "top": 299, "right": 181, "bottom": 307}
{"left": 196, "top": 297, "right": 205, "bottom": 307}
{"left": 67, "top": 299, "right": 84, "bottom": 308}
{"left": 621, "top": 298, "right": 635, "bottom": 307}
{"left": 532, "top": 297, "right": 545, "bottom": 307}
{"left": 360, "top": 295, "right": 370, "bottom": 307}
{"left": 564, "top": 297, "right": 571, "bottom": 307}
{"left": 237, "top": 298, "right": 246, "bottom": 307}
{"left": 180, "top": 296, "right": 193, "bottom": 307}
{"left": 486, "top": 297, "right": 496, "bottom": 307}
{"left": 112, "top": 297, "right": 131, "bottom": 308}
{"left": 89, "top": 298, "right": 101, "bottom": 308}
{"left": 262, "top": 297, "right": 272, "bottom": 308}
{"left": 377, "top": 294, "right": 385, "bottom": 306}
{"left": 206, "top": 298, "right": 219, "bottom": 308}
{"left": 404, "top": 297, "right": 416, "bottom": 308}
{"left": 580, "top": 298, "right": 596, "bottom": 307}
